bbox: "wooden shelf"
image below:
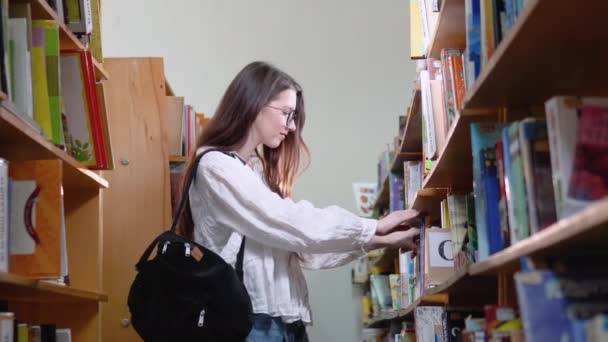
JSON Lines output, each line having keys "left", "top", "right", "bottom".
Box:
{"left": 169, "top": 155, "right": 189, "bottom": 163}
{"left": 0, "top": 272, "right": 108, "bottom": 303}
{"left": 28, "top": 0, "right": 108, "bottom": 80}
{"left": 409, "top": 188, "right": 448, "bottom": 215}
{"left": 426, "top": 0, "right": 466, "bottom": 58}
{"left": 373, "top": 176, "right": 390, "bottom": 211}
{"left": 0, "top": 106, "right": 108, "bottom": 189}
{"left": 464, "top": 0, "right": 608, "bottom": 109}
{"left": 470, "top": 199, "right": 608, "bottom": 275}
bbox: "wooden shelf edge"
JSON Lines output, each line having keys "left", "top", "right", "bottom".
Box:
{"left": 470, "top": 199, "right": 608, "bottom": 275}
{"left": 0, "top": 272, "right": 108, "bottom": 302}
{"left": 0, "top": 106, "right": 108, "bottom": 189}
{"left": 169, "top": 155, "right": 189, "bottom": 163}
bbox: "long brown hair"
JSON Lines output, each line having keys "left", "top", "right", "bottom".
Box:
{"left": 176, "top": 61, "right": 310, "bottom": 239}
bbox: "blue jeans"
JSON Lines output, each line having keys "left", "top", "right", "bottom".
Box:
{"left": 246, "top": 314, "right": 309, "bottom": 342}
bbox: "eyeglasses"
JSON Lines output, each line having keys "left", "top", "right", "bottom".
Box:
{"left": 266, "top": 105, "right": 296, "bottom": 127}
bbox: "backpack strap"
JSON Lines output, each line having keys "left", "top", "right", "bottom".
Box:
{"left": 170, "top": 148, "right": 247, "bottom": 279}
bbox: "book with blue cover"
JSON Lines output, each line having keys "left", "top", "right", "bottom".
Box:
{"left": 515, "top": 270, "right": 608, "bottom": 342}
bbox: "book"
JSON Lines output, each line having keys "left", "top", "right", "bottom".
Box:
{"left": 505, "top": 122, "right": 529, "bottom": 244}
{"left": 9, "top": 160, "right": 62, "bottom": 278}
{"left": 425, "top": 227, "right": 454, "bottom": 286}
{"left": 67, "top": 0, "right": 92, "bottom": 35}
{"left": 0, "top": 159, "right": 7, "bottom": 273}
{"left": 415, "top": 306, "right": 445, "bottom": 342}
{"left": 0, "top": 312, "right": 14, "bottom": 342}
{"left": 33, "top": 20, "right": 64, "bottom": 147}
{"left": 465, "top": 0, "right": 482, "bottom": 81}
{"left": 515, "top": 270, "right": 608, "bottom": 342}
{"left": 8, "top": 17, "right": 34, "bottom": 120}
{"left": 566, "top": 102, "right": 608, "bottom": 213}
{"left": 31, "top": 25, "right": 53, "bottom": 140}
{"left": 165, "top": 96, "right": 185, "bottom": 156}
{"left": 60, "top": 49, "right": 108, "bottom": 169}
{"left": 471, "top": 122, "right": 502, "bottom": 259}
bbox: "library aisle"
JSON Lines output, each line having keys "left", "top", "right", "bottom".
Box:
{"left": 1, "top": 0, "right": 607, "bottom": 341}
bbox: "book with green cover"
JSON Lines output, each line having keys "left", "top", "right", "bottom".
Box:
{"left": 32, "top": 20, "right": 63, "bottom": 147}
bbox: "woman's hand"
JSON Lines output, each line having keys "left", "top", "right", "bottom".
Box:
{"left": 376, "top": 209, "right": 421, "bottom": 235}
{"left": 364, "top": 227, "right": 420, "bottom": 251}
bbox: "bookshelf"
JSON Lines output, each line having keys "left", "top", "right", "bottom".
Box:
{"left": 0, "top": 0, "right": 110, "bottom": 340}
{"left": 366, "top": 0, "right": 608, "bottom": 339}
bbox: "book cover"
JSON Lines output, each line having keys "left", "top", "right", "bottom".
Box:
{"left": 60, "top": 50, "right": 107, "bottom": 168}
{"left": 67, "top": 0, "right": 92, "bottom": 34}
{"left": 465, "top": 0, "right": 482, "bottom": 81}
{"left": 8, "top": 160, "right": 62, "bottom": 278}
{"left": 415, "top": 306, "right": 445, "bottom": 342}
{"left": 425, "top": 227, "right": 454, "bottom": 286}
{"left": 420, "top": 70, "right": 437, "bottom": 159}
{"left": 440, "top": 49, "right": 461, "bottom": 129}
{"left": 410, "top": 0, "right": 425, "bottom": 58}
{"left": 8, "top": 18, "right": 34, "bottom": 120}
{"left": 166, "top": 96, "right": 185, "bottom": 156}
{"left": 515, "top": 271, "right": 608, "bottom": 342}
{"left": 32, "top": 20, "right": 64, "bottom": 147}
{"left": 506, "top": 122, "right": 529, "bottom": 243}
{"left": 31, "top": 26, "right": 53, "bottom": 140}
{"left": 566, "top": 103, "right": 608, "bottom": 212}
{"left": 470, "top": 122, "right": 501, "bottom": 259}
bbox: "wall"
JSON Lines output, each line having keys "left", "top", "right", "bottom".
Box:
{"left": 102, "top": 1, "right": 415, "bottom": 340}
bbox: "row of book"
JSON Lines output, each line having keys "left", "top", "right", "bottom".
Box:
{"left": 0, "top": 158, "right": 68, "bottom": 281}
{"left": 0, "top": 1, "right": 111, "bottom": 169}
{"left": 166, "top": 96, "right": 208, "bottom": 158}
{"left": 470, "top": 96, "right": 608, "bottom": 260}
{"left": 27, "top": 0, "right": 103, "bottom": 61}
{"left": 361, "top": 247, "right": 608, "bottom": 341}
{"left": 0, "top": 310, "right": 72, "bottom": 342}
{"left": 167, "top": 96, "right": 209, "bottom": 216}
{"left": 411, "top": 0, "right": 527, "bottom": 82}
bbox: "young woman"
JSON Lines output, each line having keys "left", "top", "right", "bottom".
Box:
{"left": 177, "top": 61, "right": 420, "bottom": 342}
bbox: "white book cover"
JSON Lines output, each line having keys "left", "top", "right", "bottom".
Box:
{"left": 56, "top": 328, "right": 72, "bottom": 342}
{"left": 0, "top": 313, "right": 14, "bottom": 342}
{"left": 415, "top": 306, "right": 445, "bottom": 342}
{"left": 8, "top": 18, "right": 34, "bottom": 119}
{"left": 9, "top": 181, "right": 37, "bottom": 256}
{"left": 0, "top": 159, "right": 8, "bottom": 272}
{"left": 417, "top": 0, "right": 430, "bottom": 52}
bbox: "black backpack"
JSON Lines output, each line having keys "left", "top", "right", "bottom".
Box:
{"left": 128, "top": 149, "right": 253, "bottom": 341}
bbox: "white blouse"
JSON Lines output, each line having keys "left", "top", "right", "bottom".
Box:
{"left": 189, "top": 149, "right": 377, "bottom": 323}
